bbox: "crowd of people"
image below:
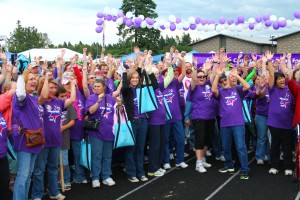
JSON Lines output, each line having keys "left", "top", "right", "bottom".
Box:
{"left": 0, "top": 46, "right": 299, "bottom": 200}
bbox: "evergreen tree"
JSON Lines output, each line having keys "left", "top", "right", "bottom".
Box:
{"left": 117, "top": 0, "right": 161, "bottom": 52}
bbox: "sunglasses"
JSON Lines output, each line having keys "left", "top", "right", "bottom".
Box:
{"left": 88, "top": 77, "right": 95, "bottom": 79}
{"left": 173, "top": 69, "right": 179, "bottom": 72}
{"left": 197, "top": 75, "right": 207, "bottom": 79}
{"left": 219, "top": 79, "right": 227, "bottom": 84}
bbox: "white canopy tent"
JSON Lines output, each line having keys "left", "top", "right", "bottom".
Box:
{"left": 18, "top": 48, "right": 84, "bottom": 62}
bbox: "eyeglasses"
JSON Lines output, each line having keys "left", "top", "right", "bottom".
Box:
{"left": 173, "top": 70, "right": 178, "bottom": 72}
{"left": 219, "top": 79, "right": 227, "bottom": 84}
{"left": 88, "top": 77, "right": 95, "bottom": 79}
{"left": 197, "top": 76, "right": 207, "bottom": 79}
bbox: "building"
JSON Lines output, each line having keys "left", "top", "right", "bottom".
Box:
{"left": 189, "top": 33, "right": 276, "bottom": 53}
{"left": 271, "top": 30, "right": 300, "bottom": 53}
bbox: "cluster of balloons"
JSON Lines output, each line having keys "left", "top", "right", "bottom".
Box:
{"left": 95, "top": 7, "right": 300, "bottom": 33}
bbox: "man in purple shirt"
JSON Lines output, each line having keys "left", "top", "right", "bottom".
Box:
{"left": 212, "top": 66, "right": 251, "bottom": 180}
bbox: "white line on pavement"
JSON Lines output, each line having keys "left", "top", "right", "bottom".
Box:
{"left": 295, "top": 191, "right": 300, "bottom": 200}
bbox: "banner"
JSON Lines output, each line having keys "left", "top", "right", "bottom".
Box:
{"left": 192, "top": 53, "right": 300, "bottom": 69}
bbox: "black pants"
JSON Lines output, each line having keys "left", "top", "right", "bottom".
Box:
{"left": 192, "top": 119, "right": 215, "bottom": 150}
{"left": 0, "top": 156, "right": 9, "bottom": 200}
{"left": 269, "top": 126, "right": 294, "bottom": 170}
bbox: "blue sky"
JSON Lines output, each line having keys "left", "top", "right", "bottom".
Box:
{"left": 0, "top": 0, "right": 299, "bottom": 46}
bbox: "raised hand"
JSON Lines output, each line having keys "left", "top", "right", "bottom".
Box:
{"left": 170, "top": 46, "right": 175, "bottom": 54}
{"left": 238, "top": 53, "right": 243, "bottom": 60}
{"left": 230, "top": 67, "right": 239, "bottom": 77}
{"left": 0, "top": 50, "right": 6, "bottom": 60}
{"left": 287, "top": 53, "right": 292, "bottom": 60}
{"left": 251, "top": 53, "right": 257, "bottom": 61}
{"left": 83, "top": 48, "right": 88, "bottom": 53}
{"left": 265, "top": 50, "right": 274, "bottom": 61}
{"left": 212, "top": 53, "right": 219, "bottom": 63}
{"left": 42, "top": 60, "right": 48, "bottom": 71}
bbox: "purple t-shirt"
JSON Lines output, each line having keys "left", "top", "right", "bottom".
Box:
{"left": 254, "top": 87, "right": 270, "bottom": 117}
{"left": 43, "top": 98, "right": 65, "bottom": 148}
{"left": 85, "top": 94, "right": 116, "bottom": 141}
{"left": 160, "top": 79, "right": 182, "bottom": 123}
{"left": 218, "top": 86, "right": 246, "bottom": 127}
{"left": 0, "top": 113, "right": 8, "bottom": 158}
{"left": 267, "top": 86, "right": 294, "bottom": 129}
{"left": 70, "top": 91, "right": 86, "bottom": 141}
{"left": 132, "top": 88, "right": 146, "bottom": 119}
{"left": 12, "top": 94, "right": 44, "bottom": 154}
{"left": 148, "top": 88, "right": 166, "bottom": 125}
{"left": 190, "top": 81, "right": 217, "bottom": 120}
{"left": 105, "top": 78, "right": 114, "bottom": 95}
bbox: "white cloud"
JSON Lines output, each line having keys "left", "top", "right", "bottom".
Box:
{"left": 0, "top": 0, "right": 299, "bottom": 47}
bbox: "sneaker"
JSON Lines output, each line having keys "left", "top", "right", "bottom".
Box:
{"left": 240, "top": 172, "right": 249, "bottom": 180}
{"left": 92, "top": 180, "right": 100, "bottom": 188}
{"left": 140, "top": 176, "right": 148, "bottom": 181}
{"left": 64, "top": 185, "right": 71, "bottom": 191}
{"left": 268, "top": 168, "right": 279, "bottom": 175}
{"left": 280, "top": 153, "right": 283, "bottom": 160}
{"left": 102, "top": 178, "right": 116, "bottom": 186}
{"left": 49, "top": 193, "right": 65, "bottom": 200}
{"left": 202, "top": 161, "right": 212, "bottom": 168}
{"left": 158, "top": 168, "right": 166, "bottom": 174}
{"left": 195, "top": 162, "right": 207, "bottom": 173}
{"left": 163, "top": 163, "right": 171, "bottom": 170}
{"left": 170, "top": 153, "right": 175, "bottom": 160}
{"left": 175, "top": 162, "right": 188, "bottom": 168}
{"left": 128, "top": 177, "right": 139, "bottom": 183}
{"left": 206, "top": 150, "right": 212, "bottom": 157}
{"left": 184, "top": 152, "right": 189, "bottom": 158}
{"left": 285, "top": 169, "right": 293, "bottom": 176}
{"left": 215, "top": 155, "right": 226, "bottom": 161}
{"left": 257, "top": 160, "right": 264, "bottom": 165}
{"left": 75, "top": 179, "right": 88, "bottom": 184}
{"left": 218, "top": 167, "right": 235, "bottom": 173}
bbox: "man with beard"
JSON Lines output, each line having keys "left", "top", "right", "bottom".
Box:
{"left": 182, "top": 62, "right": 193, "bottom": 101}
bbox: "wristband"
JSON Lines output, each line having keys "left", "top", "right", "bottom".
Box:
{"left": 212, "top": 61, "right": 218, "bottom": 64}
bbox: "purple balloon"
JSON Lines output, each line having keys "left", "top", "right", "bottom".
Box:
{"left": 264, "top": 20, "right": 272, "bottom": 27}
{"left": 255, "top": 16, "right": 262, "bottom": 23}
{"left": 160, "top": 25, "right": 165, "bottom": 30}
{"left": 202, "top": 19, "right": 208, "bottom": 25}
{"left": 133, "top": 23, "right": 140, "bottom": 28}
{"left": 97, "top": 12, "right": 105, "bottom": 18}
{"left": 190, "top": 24, "right": 196, "bottom": 30}
{"left": 183, "top": 27, "right": 189, "bottom": 31}
{"left": 237, "top": 16, "right": 245, "bottom": 24}
{"left": 278, "top": 20, "right": 286, "bottom": 27}
{"left": 134, "top": 17, "right": 142, "bottom": 25}
{"left": 227, "top": 18, "right": 234, "bottom": 25}
{"left": 273, "top": 21, "right": 279, "bottom": 30}
{"left": 219, "top": 16, "right": 226, "bottom": 24}
{"left": 263, "top": 14, "right": 270, "bottom": 21}
{"left": 96, "top": 19, "right": 104, "bottom": 26}
{"left": 248, "top": 23, "right": 255, "bottom": 30}
{"left": 117, "top": 11, "right": 124, "bottom": 18}
{"left": 146, "top": 17, "right": 154, "bottom": 25}
{"left": 125, "top": 19, "right": 133, "bottom": 27}
{"left": 170, "top": 22, "right": 176, "bottom": 31}
{"left": 95, "top": 26, "right": 103, "bottom": 33}
{"left": 112, "top": 16, "right": 118, "bottom": 22}
{"left": 195, "top": 17, "right": 201, "bottom": 24}
{"left": 106, "top": 15, "right": 112, "bottom": 21}
{"left": 294, "top": 11, "right": 300, "bottom": 19}
{"left": 176, "top": 17, "right": 181, "bottom": 23}
{"left": 208, "top": 19, "right": 214, "bottom": 24}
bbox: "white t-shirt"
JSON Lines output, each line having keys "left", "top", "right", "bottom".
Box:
{"left": 182, "top": 75, "right": 192, "bottom": 102}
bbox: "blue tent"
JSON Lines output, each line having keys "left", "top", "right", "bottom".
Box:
{"left": 121, "top": 51, "right": 143, "bottom": 62}
{"left": 0, "top": 52, "right": 15, "bottom": 64}
{"left": 152, "top": 54, "right": 163, "bottom": 64}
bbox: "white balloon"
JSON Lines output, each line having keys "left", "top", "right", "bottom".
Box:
{"left": 153, "top": 22, "right": 159, "bottom": 29}
{"left": 126, "top": 11, "right": 133, "bottom": 18}
{"left": 208, "top": 24, "right": 215, "bottom": 31}
{"left": 286, "top": 20, "right": 292, "bottom": 28}
{"left": 164, "top": 22, "right": 170, "bottom": 28}
{"left": 169, "top": 15, "right": 176, "bottom": 23}
{"left": 292, "top": 19, "right": 300, "bottom": 27}
{"left": 236, "top": 24, "right": 243, "bottom": 32}
{"left": 248, "top": 18, "right": 255, "bottom": 23}
{"left": 140, "top": 21, "right": 147, "bottom": 28}
{"left": 270, "top": 15, "right": 277, "bottom": 22}
{"left": 255, "top": 23, "right": 263, "bottom": 31}
{"left": 116, "top": 18, "right": 123, "bottom": 25}
{"left": 224, "top": 24, "right": 229, "bottom": 29}
{"left": 157, "top": 20, "right": 164, "bottom": 26}
{"left": 278, "top": 17, "right": 285, "bottom": 21}
{"left": 183, "top": 21, "right": 190, "bottom": 29}
{"left": 196, "top": 24, "right": 203, "bottom": 31}
{"left": 216, "top": 24, "right": 222, "bottom": 32}
{"left": 243, "top": 23, "right": 249, "bottom": 29}
{"left": 177, "top": 23, "right": 183, "bottom": 30}
{"left": 138, "top": 15, "right": 145, "bottom": 21}
{"left": 229, "top": 24, "right": 236, "bottom": 32}
{"left": 147, "top": 23, "right": 153, "bottom": 29}
{"left": 203, "top": 24, "right": 209, "bottom": 32}
{"left": 111, "top": 8, "right": 118, "bottom": 16}
{"left": 103, "top": 7, "right": 111, "bottom": 15}
{"left": 188, "top": 17, "right": 195, "bottom": 24}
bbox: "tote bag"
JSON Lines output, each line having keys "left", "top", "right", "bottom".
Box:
{"left": 163, "top": 97, "right": 172, "bottom": 121}
{"left": 136, "top": 73, "right": 158, "bottom": 114}
{"left": 79, "top": 137, "right": 91, "bottom": 170}
{"left": 113, "top": 105, "right": 136, "bottom": 149}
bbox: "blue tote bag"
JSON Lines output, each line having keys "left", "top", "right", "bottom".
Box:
{"left": 114, "top": 105, "right": 136, "bottom": 149}
{"left": 136, "top": 73, "right": 158, "bottom": 114}
{"left": 79, "top": 137, "right": 91, "bottom": 170}
{"left": 163, "top": 97, "right": 172, "bottom": 121}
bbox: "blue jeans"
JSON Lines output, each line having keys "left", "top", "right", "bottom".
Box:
{"left": 89, "top": 135, "right": 113, "bottom": 181}
{"left": 212, "top": 119, "right": 223, "bottom": 157}
{"left": 220, "top": 125, "right": 250, "bottom": 173}
{"left": 32, "top": 147, "right": 60, "bottom": 199}
{"left": 13, "top": 151, "right": 37, "bottom": 200}
{"left": 255, "top": 115, "right": 269, "bottom": 160}
{"left": 125, "top": 118, "right": 148, "bottom": 178}
{"left": 164, "top": 120, "right": 185, "bottom": 164}
{"left": 61, "top": 150, "right": 71, "bottom": 184}
{"left": 148, "top": 125, "right": 165, "bottom": 173}
{"left": 71, "top": 140, "right": 86, "bottom": 183}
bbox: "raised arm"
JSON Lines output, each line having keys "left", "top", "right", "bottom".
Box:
{"left": 190, "top": 66, "right": 198, "bottom": 91}
{"left": 231, "top": 68, "right": 250, "bottom": 91}
{"left": 64, "top": 77, "right": 76, "bottom": 108}
{"left": 82, "top": 63, "right": 90, "bottom": 98}
{"left": 38, "top": 73, "right": 50, "bottom": 105}
{"left": 266, "top": 51, "right": 275, "bottom": 89}
{"left": 177, "top": 57, "right": 186, "bottom": 83}
{"left": 212, "top": 65, "right": 222, "bottom": 97}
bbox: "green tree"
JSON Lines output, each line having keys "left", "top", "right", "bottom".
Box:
{"left": 180, "top": 33, "right": 192, "bottom": 46}
{"left": 7, "top": 20, "right": 52, "bottom": 52}
{"left": 117, "top": 0, "right": 161, "bottom": 53}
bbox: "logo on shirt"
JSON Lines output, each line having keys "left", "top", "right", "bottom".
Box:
{"left": 279, "top": 93, "right": 290, "bottom": 108}
{"left": 0, "top": 118, "right": 7, "bottom": 137}
{"left": 61, "top": 111, "right": 67, "bottom": 126}
{"left": 46, "top": 104, "right": 61, "bottom": 123}
{"left": 99, "top": 103, "right": 113, "bottom": 119}
{"left": 225, "top": 92, "right": 238, "bottom": 106}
